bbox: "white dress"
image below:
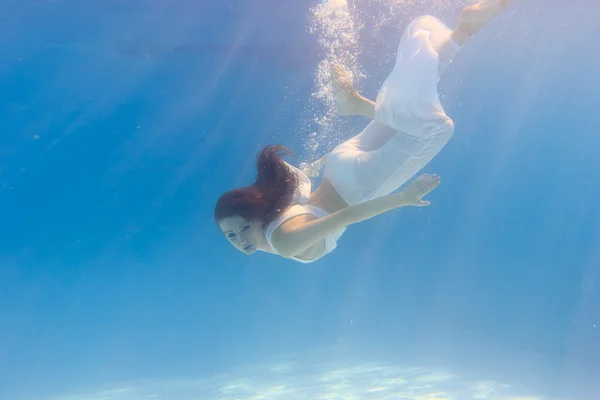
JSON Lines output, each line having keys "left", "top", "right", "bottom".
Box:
{"left": 323, "top": 15, "right": 461, "bottom": 205}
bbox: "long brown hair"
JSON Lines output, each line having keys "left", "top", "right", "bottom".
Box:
{"left": 214, "top": 145, "right": 298, "bottom": 227}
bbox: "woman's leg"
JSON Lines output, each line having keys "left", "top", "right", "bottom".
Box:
{"left": 332, "top": 0, "right": 516, "bottom": 120}
{"left": 330, "top": 64, "right": 376, "bottom": 119}
{"left": 450, "top": 0, "right": 515, "bottom": 45}
{"left": 312, "top": 0, "right": 516, "bottom": 193}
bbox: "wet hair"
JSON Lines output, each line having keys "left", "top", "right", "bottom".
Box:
{"left": 214, "top": 145, "right": 298, "bottom": 227}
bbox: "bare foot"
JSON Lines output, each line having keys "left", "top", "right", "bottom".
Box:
{"left": 455, "top": 0, "right": 515, "bottom": 42}
{"left": 330, "top": 64, "right": 361, "bottom": 115}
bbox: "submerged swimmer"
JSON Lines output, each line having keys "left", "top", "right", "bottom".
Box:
{"left": 215, "top": 0, "right": 516, "bottom": 263}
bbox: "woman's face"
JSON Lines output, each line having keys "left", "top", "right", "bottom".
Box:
{"left": 218, "top": 216, "right": 264, "bottom": 255}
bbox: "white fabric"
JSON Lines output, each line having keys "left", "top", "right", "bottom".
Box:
{"left": 285, "top": 161, "right": 312, "bottom": 205}
{"left": 263, "top": 204, "right": 345, "bottom": 263}
{"left": 324, "top": 15, "right": 461, "bottom": 205}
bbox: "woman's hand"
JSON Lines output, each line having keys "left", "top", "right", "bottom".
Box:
{"left": 299, "top": 154, "right": 328, "bottom": 178}
{"left": 299, "top": 162, "right": 321, "bottom": 177}
{"left": 399, "top": 174, "right": 441, "bottom": 206}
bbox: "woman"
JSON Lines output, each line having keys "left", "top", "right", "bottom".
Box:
{"left": 215, "top": 0, "right": 515, "bottom": 263}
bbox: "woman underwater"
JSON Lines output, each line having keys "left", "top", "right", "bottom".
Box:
{"left": 215, "top": 0, "right": 516, "bottom": 263}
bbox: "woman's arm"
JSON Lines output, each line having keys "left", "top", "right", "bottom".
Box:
{"left": 271, "top": 174, "right": 440, "bottom": 258}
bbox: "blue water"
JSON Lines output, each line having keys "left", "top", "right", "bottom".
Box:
{"left": 1, "top": 0, "right": 599, "bottom": 399}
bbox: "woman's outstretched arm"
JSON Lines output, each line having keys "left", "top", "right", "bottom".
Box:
{"left": 270, "top": 174, "right": 440, "bottom": 258}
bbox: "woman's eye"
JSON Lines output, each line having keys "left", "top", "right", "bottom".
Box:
{"left": 227, "top": 233, "right": 236, "bottom": 239}
{"left": 241, "top": 225, "right": 250, "bottom": 231}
